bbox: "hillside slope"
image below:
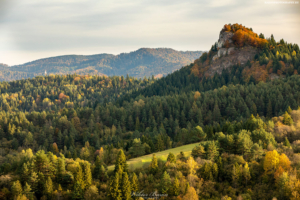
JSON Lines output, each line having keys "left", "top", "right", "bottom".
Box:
{"left": 191, "top": 23, "right": 300, "bottom": 82}
{"left": 0, "top": 48, "right": 202, "bottom": 81}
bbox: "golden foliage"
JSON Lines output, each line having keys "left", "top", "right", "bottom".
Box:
{"left": 183, "top": 186, "right": 198, "bottom": 200}
{"left": 194, "top": 91, "right": 201, "bottom": 101}
{"left": 222, "top": 23, "right": 268, "bottom": 48}
{"left": 264, "top": 150, "right": 280, "bottom": 174}
{"left": 279, "top": 153, "right": 291, "bottom": 171}
{"left": 74, "top": 77, "right": 81, "bottom": 81}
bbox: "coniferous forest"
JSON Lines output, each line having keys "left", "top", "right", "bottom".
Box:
{"left": 1, "top": 24, "right": 300, "bottom": 200}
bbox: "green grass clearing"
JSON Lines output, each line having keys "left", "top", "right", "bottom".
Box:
{"left": 108, "top": 142, "right": 201, "bottom": 171}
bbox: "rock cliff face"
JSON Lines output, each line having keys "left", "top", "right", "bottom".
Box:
{"left": 207, "top": 31, "right": 258, "bottom": 76}
{"left": 217, "top": 31, "right": 234, "bottom": 48}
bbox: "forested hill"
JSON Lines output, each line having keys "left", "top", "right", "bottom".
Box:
{"left": 0, "top": 48, "right": 202, "bottom": 81}
{"left": 192, "top": 23, "right": 300, "bottom": 81}
{"left": 1, "top": 24, "right": 300, "bottom": 200}
{"left": 119, "top": 23, "right": 300, "bottom": 102}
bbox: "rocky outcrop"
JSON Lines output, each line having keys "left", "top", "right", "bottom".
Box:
{"left": 206, "top": 46, "right": 258, "bottom": 76}
{"left": 205, "top": 30, "right": 259, "bottom": 77}
{"left": 213, "top": 31, "right": 236, "bottom": 61}
{"left": 217, "top": 31, "right": 234, "bottom": 48}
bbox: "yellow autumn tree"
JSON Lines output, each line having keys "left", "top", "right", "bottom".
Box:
{"left": 183, "top": 186, "right": 198, "bottom": 200}
{"left": 264, "top": 150, "right": 280, "bottom": 174}
{"left": 186, "top": 157, "right": 198, "bottom": 175}
{"left": 194, "top": 91, "right": 201, "bottom": 101}
{"left": 279, "top": 153, "right": 291, "bottom": 171}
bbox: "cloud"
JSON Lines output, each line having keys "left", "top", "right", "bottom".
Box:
{"left": 0, "top": 0, "right": 299, "bottom": 65}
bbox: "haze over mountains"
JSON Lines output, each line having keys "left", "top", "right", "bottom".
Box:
{"left": 0, "top": 48, "right": 202, "bottom": 82}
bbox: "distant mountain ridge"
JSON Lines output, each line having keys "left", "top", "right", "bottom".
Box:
{"left": 0, "top": 48, "right": 202, "bottom": 81}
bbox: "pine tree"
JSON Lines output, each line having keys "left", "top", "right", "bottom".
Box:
{"left": 23, "top": 182, "right": 32, "bottom": 200}
{"left": 167, "top": 152, "right": 176, "bottom": 163}
{"left": 160, "top": 171, "right": 171, "bottom": 194}
{"left": 283, "top": 111, "right": 293, "bottom": 125}
{"left": 184, "top": 182, "right": 189, "bottom": 195}
{"left": 149, "top": 154, "right": 158, "bottom": 174}
{"left": 72, "top": 181, "right": 84, "bottom": 200}
{"left": 212, "top": 163, "right": 218, "bottom": 180}
{"left": 108, "top": 173, "right": 122, "bottom": 200}
{"left": 11, "top": 180, "right": 23, "bottom": 198}
{"left": 267, "top": 100, "right": 273, "bottom": 118}
{"left": 183, "top": 186, "right": 198, "bottom": 200}
{"left": 287, "top": 106, "right": 292, "bottom": 114}
{"left": 131, "top": 173, "right": 138, "bottom": 193}
{"left": 94, "top": 155, "right": 102, "bottom": 179}
{"left": 243, "top": 162, "right": 251, "bottom": 187}
{"left": 22, "top": 163, "right": 30, "bottom": 184}
{"left": 213, "top": 104, "right": 221, "bottom": 122}
{"left": 44, "top": 176, "right": 53, "bottom": 198}
{"left": 217, "top": 157, "right": 223, "bottom": 181}
{"left": 83, "top": 162, "right": 92, "bottom": 188}
{"left": 156, "top": 134, "right": 165, "bottom": 151}
{"left": 121, "top": 172, "right": 131, "bottom": 200}
{"left": 75, "top": 165, "right": 85, "bottom": 190}
{"left": 284, "top": 137, "right": 291, "bottom": 147}
{"left": 191, "top": 145, "right": 205, "bottom": 159}
{"left": 135, "top": 117, "right": 140, "bottom": 131}
{"left": 232, "top": 163, "right": 240, "bottom": 188}
{"left": 206, "top": 141, "right": 219, "bottom": 161}
{"left": 114, "top": 149, "right": 128, "bottom": 173}
{"left": 56, "top": 158, "right": 65, "bottom": 183}
{"left": 172, "top": 177, "right": 180, "bottom": 196}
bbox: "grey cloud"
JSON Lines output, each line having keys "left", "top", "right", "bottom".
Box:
{"left": 0, "top": 0, "right": 299, "bottom": 65}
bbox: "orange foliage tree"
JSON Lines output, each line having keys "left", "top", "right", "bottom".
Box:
{"left": 222, "top": 23, "right": 268, "bottom": 49}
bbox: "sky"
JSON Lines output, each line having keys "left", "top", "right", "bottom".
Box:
{"left": 0, "top": 0, "right": 299, "bottom": 66}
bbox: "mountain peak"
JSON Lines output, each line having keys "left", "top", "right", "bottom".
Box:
{"left": 191, "top": 23, "right": 271, "bottom": 79}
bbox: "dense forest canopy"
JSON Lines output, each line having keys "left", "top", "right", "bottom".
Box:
{"left": 0, "top": 24, "right": 300, "bottom": 200}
